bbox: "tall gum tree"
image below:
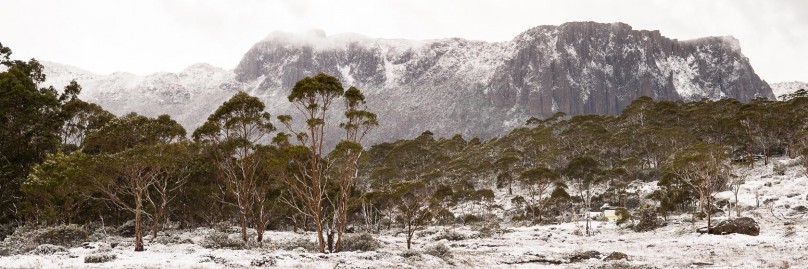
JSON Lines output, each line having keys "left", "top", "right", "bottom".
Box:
{"left": 278, "top": 73, "right": 377, "bottom": 253}
{"left": 193, "top": 91, "right": 276, "bottom": 243}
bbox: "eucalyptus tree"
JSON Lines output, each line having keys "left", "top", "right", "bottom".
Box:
{"left": 331, "top": 87, "right": 378, "bottom": 252}
{"left": 277, "top": 73, "right": 377, "bottom": 253}
{"left": 193, "top": 91, "right": 276, "bottom": 242}
{"left": 0, "top": 43, "right": 77, "bottom": 222}
{"left": 668, "top": 143, "right": 731, "bottom": 231}
{"left": 564, "top": 156, "right": 602, "bottom": 236}
{"left": 389, "top": 180, "right": 432, "bottom": 250}
{"left": 59, "top": 98, "right": 115, "bottom": 152}
{"left": 519, "top": 167, "right": 559, "bottom": 224}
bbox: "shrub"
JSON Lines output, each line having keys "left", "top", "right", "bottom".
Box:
{"left": 615, "top": 207, "right": 631, "bottom": 225}
{"left": 784, "top": 225, "right": 796, "bottom": 237}
{"left": 88, "top": 226, "right": 117, "bottom": 242}
{"left": 200, "top": 254, "right": 229, "bottom": 264}
{"left": 1, "top": 225, "right": 88, "bottom": 255}
{"left": 199, "top": 231, "right": 245, "bottom": 250}
{"left": 400, "top": 249, "right": 422, "bottom": 259}
{"left": 773, "top": 162, "right": 786, "bottom": 175}
{"left": 84, "top": 253, "right": 116, "bottom": 263}
{"left": 116, "top": 220, "right": 137, "bottom": 237}
{"left": 633, "top": 204, "right": 661, "bottom": 232}
{"left": 0, "top": 225, "right": 39, "bottom": 254}
{"left": 154, "top": 235, "right": 193, "bottom": 245}
{"left": 433, "top": 230, "right": 466, "bottom": 241}
{"left": 278, "top": 237, "right": 318, "bottom": 252}
{"left": 0, "top": 223, "right": 17, "bottom": 241}
{"left": 340, "top": 233, "right": 381, "bottom": 252}
{"left": 250, "top": 256, "right": 277, "bottom": 267}
{"left": 32, "top": 244, "right": 68, "bottom": 255}
{"left": 511, "top": 196, "right": 526, "bottom": 205}
{"left": 34, "top": 224, "right": 88, "bottom": 248}
{"left": 461, "top": 214, "right": 482, "bottom": 224}
{"left": 473, "top": 221, "right": 502, "bottom": 238}
{"left": 432, "top": 207, "right": 456, "bottom": 226}
{"left": 424, "top": 243, "right": 452, "bottom": 261}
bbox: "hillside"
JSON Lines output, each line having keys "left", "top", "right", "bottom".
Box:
{"left": 42, "top": 22, "right": 774, "bottom": 145}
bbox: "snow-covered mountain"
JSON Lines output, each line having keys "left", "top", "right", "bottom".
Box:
{"left": 42, "top": 22, "right": 774, "bottom": 145}
{"left": 770, "top": 81, "right": 808, "bottom": 100}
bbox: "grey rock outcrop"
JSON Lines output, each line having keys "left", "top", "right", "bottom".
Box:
{"left": 43, "top": 22, "right": 774, "bottom": 145}
{"left": 697, "top": 217, "right": 760, "bottom": 236}
{"left": 233, "top": 22, "right": 773, "bottom": 144}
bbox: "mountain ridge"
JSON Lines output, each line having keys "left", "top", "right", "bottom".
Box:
{"left": 41, "top": 21, "right": 775, "bottom": 145}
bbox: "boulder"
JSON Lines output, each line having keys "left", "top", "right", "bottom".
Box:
{"left": 569, "top": 250, "right": 601, "bottom": 262}
{"left": 697, "top": 217, "right": 760, "bottom": 236}
{"left": 603, "top": 252, "right": 630, "bottom": 261}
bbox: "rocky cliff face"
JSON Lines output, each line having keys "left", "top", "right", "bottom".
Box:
{"left": 43, "top": 22, "right": 774, "bottom": 145}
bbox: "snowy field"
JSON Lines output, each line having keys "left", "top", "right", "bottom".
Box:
{"left": 1, "top": 158, "right": 806, "bottom": 269}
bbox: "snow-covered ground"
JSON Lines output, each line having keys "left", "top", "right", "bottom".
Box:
{"left": 1, "top": 158, "right": 806, "bottom": 268}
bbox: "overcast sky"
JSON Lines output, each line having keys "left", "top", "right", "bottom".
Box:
{"left": 1, "top": 0, "right": 805, "bottom": 82}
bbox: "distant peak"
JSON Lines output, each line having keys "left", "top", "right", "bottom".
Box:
{"left": 306, "top": 29, "right": 326, "bottom": 38}
{"left": 182, "top": 63, "right": 224, "bottom": 73}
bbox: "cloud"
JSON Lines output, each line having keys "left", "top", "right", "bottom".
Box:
{"left": 0, "top": 0, "right": 804, "bottom": 82}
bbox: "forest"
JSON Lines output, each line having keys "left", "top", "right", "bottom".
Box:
{"left": 2, "top": 42, "right": 808, "bottom": 255}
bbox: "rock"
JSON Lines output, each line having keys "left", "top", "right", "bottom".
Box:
{"left": 603, "top": 252, "right": 630, "bottom": 261}
{"left": 697, "top": 217, "right": 760, "bottom": 236}
{"left": 250, "top": 256, "right": 277, "bottom": 267}
{"left": 569, "top": 250, "right": 601, "bottom": 262}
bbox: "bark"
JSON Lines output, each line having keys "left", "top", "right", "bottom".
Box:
{"left": 134, "top": 193, "right": 144, "bottom": 252}
{"left": 406, "top": 221, "right": 413, "bottom": 249}
{"left": 239, "top": 209, "right": 248, "bottom": 242}
{"left": 150, "top": 198, "right": 167, "bottom": 241}
{"left": 327, "top": 229, "right": 334, "bottom": 253}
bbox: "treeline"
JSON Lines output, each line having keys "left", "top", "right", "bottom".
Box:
{"left": 358, "top": 91, "right": 808, "bottom": 234}
{"left": 2, "top": 42, "right": 808, "bottom": 253}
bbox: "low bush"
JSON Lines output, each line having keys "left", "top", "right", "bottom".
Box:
{"left": 277, "top": 237, "right": 318, "bottom": 252}
{"left": 154, "top": 235, "right": 193, "bottom": 245}
{"left": 1, "top": 224, "right": 88, "bottom": 255}
{"left": 615, "top": 207, "right": 631, "bottom": 225}
{"left": 84, "top": 253, "right": 116, "bottom": 263}
{"left": 250, "top": 256, "right": 277, "bottom": 267}
{"left": 773, "top": 162, "right": 786, "bottom": 175}
{"left": 424, "top": 243, "right": 452, "bottom": 261}
{"left": 340, "top": 233, "right": 381, "bottom": 252}
{"left": 34, "top": 224, "right": 88, "bottom": 248}
{"left": 31, "top": 244, "right": 68, "bottom": 255}
{"left": 400, "top": 249, "right": 422, "bottom": 259}
{"left": 433, "top": 230, "right": 466, "bottom": 241}
{"left": 784, "top": 225, "right": 796, "bottom": 237}
{"left": 116, "top": 220, "right": 137, "bottom": 237}
{"left": 461, "top": 214, "right": 482, "bottom": 224}
{"left": 0, "top": 223, "right": 17, "bottom": 241}
{"left": 633, "top": 204, "right": 661, "bottom": 232}
{"left": 198, "top": 231, "right": 245, "bottom": 250}
{"left": 473, "top": 221, "right": 502, "bottom": 238}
